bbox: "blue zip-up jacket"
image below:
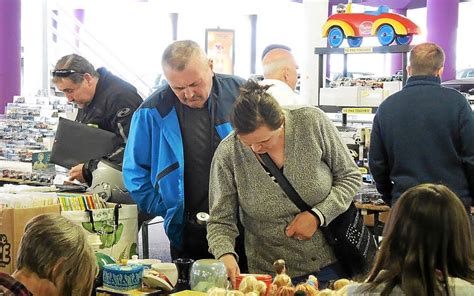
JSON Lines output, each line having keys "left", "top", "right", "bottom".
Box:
{"left": 123, "top": 73, "right": 245, "bottom": 247}
{"left": 369, "top": 76, "right": 474, "bottom": 209}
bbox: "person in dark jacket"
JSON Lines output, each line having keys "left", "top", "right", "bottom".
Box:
{"left": 52, "top": 54, "right": 143, "bottom": 185}
{"left": 52, "top": 55, "right": 154, "bottom": 229}
{"left": 123, "top": 40, "right": 247, "bottom": 269}
{"left": 369, "top": 42, "right": 474, "bottom": 214}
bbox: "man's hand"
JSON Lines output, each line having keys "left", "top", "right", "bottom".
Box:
{"left": 219, "top": 253, "right": 240, "bottom": 288}
{"left": 285, "top": 211, "right": 320, "bottom": 240}
{"left": 68, "top": 164, "right": 86, "bottom": 183}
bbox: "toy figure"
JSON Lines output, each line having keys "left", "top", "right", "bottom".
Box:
{"left": 295, "top": 283, "right": 318, "bottom": 296}
{"left": 333, "top": 278, "right": 351, "bottom": 291}
{"left": 273, "top": 259, "right": 287, "bottom": 275}
{"left": 239, "top": 276, "right": 267, "bottom": 296}
{"left": 306, "top": 275, "right": 318, "bottom": 290}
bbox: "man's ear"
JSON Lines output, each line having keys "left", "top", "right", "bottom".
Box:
{"left": 406, "top": 65, "right": 412, "bottom": 76}
{"left": 283, "top": 67, "right": 290, "bottom": 82}
{"left": 83, "top": 73, "right": 94, "bottom": 85}
{"left": 437, "top": 66, "right": 444, "bottom": 77}
{"left": 208, "top": 58, "right": 214, "bottom": 71}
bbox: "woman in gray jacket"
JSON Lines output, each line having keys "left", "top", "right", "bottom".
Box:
{"left": 207, "top": 80, "right": 361, "bottom": 289}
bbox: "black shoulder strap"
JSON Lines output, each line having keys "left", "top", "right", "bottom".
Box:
{"left": 260, "top": 153, "right": 312, "bottom": 212}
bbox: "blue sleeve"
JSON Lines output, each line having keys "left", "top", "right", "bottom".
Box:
{"left": 368, "top": 113, "right": 393, "bottom": 203}
{"left": 123, "top": 109, "right": 166, "bottom": 216}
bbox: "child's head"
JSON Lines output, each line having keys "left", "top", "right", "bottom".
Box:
{"left": 368, "top": 183, "right": 474, "bottom": 294}
{"left": 382, "top": 184, "right": 472, "bottom": 272}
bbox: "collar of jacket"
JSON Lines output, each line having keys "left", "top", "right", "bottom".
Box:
{"left": 404, "top": 75, "right": 441, "bottom": 89}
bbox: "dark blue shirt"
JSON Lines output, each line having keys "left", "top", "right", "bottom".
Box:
{"left": 369, "top": 76, "right": 474, "bottom": 210}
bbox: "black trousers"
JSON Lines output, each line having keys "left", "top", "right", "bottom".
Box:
{"left": 170, "top": 219, "right": 248, "bottom": 273}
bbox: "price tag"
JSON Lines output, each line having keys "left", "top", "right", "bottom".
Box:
{"left": 341, "top": 108, "right": 373, "bottom": 114}
{"left": 344, "top": 47, "right": 374, "bottom": 54}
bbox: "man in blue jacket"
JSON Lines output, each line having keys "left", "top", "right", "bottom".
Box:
{"left": 123, "top": 40, "right": 247, "bottom": 267}
{"left": 369, "top": 42, "right": 474, "bottom": 214}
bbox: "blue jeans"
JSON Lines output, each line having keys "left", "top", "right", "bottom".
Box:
{"left": 291, "top": 262, "right": 347, "bottom": 290}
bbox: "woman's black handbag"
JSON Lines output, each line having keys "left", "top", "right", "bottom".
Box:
{"left": 260, "top": 153, "right": 378, "bottom": 277}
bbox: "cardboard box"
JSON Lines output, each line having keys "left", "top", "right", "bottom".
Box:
{"left": 0, "top": 204, "right": 60, "bottom": 273}
{"left": 320, "top": 87, "right": 359, "bottom": 106}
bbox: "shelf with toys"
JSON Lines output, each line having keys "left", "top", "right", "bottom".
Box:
{"left": 316, "top": 0, "right": 420, "bottom": 113}
{"left": 315, "top": 44, "right": 412, "bottom": 113}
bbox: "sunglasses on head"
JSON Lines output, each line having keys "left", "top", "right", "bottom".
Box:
{"left": 52, "top": 69, "right": 85, "bottom": 77}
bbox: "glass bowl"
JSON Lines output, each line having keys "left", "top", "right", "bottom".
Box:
{"left": 190, "top": 259, "right": 228, "bottom": 292}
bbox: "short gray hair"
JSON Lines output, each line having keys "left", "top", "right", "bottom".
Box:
{"left": 161, "top": 40, "right": 208, "bottom": 71}
{"left": 16, "top": 214, "right": 96, "bottom": 296}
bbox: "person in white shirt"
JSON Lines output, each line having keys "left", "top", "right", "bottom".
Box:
{"left": 261, "top": 46, "right": 299, "bottom": 106}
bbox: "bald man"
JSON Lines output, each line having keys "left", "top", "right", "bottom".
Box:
{"left": 262, "top": 48, "right": 298, "bottom": 91}
{"left": 261, "top": 48, "right": 299, "bottom": 105}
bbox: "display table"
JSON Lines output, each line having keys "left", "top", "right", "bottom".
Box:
{"left": 96, "top": 286, "right": 161, "bottom": 295}
{"left": 355, "top": 202, "right": 390, "bottom": 237}
{"left": 96, "top": 287, "right": 206, "bottom": 296}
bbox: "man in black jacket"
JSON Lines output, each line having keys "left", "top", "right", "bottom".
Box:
{"left": 369, "top": 42, "right": 474, "bottom": 214}
{"left": 52, "top": 54, "right": 142, "bottom": 185}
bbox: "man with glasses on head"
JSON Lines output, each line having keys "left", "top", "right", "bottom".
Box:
{"left": 52, "top": 54, "right": 142, "bottom": 185}
{"left": 52, "top": 54, "right": 153, "bottom": 230}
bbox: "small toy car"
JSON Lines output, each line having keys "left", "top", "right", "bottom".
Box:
{"left": 323, "top": 4, "right": 420, "bottom": 48}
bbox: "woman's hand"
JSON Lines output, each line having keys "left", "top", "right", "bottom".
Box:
{"left": 219, "top": 253, "right": 240, "bottom": 288}
{"left": 285, "top": 211, "right": 320, "bottom": 240}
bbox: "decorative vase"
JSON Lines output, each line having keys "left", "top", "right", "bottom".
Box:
{"left": 190, "top": 259, "right": 228, "bottom": 292}
{"left": 172, "top": 258, "right": 194, "bottom": 292}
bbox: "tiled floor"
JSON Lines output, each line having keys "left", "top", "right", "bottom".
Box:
{"left": 137, "top": 218, "right": 172, "bottom": 262}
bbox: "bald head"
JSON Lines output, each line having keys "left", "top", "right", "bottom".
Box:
{"left": 262, "top": 48, "right": 298, "bottom": 91}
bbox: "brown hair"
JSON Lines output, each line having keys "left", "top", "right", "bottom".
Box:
{"left": 363, "top": 184, "right": 474, "bottom": 296}
{"left": 409, "top": 42, "right": 445, "bottom": 76}
{"left": 16, "top": 214, "right": 96, "bottom": 296}
{"left": 230, "top": 80, "right": 285, "bottom": 135}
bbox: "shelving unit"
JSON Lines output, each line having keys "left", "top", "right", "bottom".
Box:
{"left": 315, "top": 44, "right": 413, "bottom": 112}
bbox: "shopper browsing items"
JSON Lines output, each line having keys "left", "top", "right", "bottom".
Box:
{"left": 369, "top": 42, "right": 474, "bottom": 214}
{"left": 52, "top": 54, "right": 143, "bottom": 185}
{"left": 261, "top": 45, "right": 299, "bottom": 106}
{"left": 0, "top": 214, "right": 96, "bottom": 296}
{"left": 342, "top": 183, "right": 474, "bottom": 295}
{"left": 52, "top": 54, "right": 153, "bottom": 230}
{"left": 123, "top": 40, "right": 247, "bottom": 268}
{"left": 207, "top": 80, "right": 361, "bottom": 288}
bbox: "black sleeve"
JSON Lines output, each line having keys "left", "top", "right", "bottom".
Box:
{"left": 107, "top": 92, "right": 143, "bottom": 141}
{"left": 85, "top": 92, "right": 142, "bottom": 182}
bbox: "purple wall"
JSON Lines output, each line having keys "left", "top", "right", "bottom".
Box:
{"left": 427, "top": 0, "right": 458, "bottom": 81}
{"left": 0, "top": 0, "right": 21, "bottom": 114}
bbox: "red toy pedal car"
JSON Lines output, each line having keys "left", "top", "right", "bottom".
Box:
{"left": 323, "top": 3, "right": 420, "bottom": 48}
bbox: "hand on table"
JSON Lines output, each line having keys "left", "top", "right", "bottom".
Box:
{"left": 68, "top": 164, "right": 85, "bottom": 183}
{"left": 219, "top": 253, "right": 240, "bottom": 288}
